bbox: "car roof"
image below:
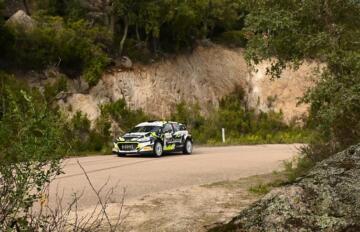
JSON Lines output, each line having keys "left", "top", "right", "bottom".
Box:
{"left": 135, "top": 121, "right": 181, "bottom": 127}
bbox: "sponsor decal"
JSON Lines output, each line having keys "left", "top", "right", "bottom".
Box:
{"left": 142, "top": 146, "right": 153, "bottom": 151}
{"left": 164, "top": 144, "right": 175, "bottom": 151}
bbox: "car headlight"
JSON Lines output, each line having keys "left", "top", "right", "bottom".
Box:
{"left": 116, "top": 137, "right": 125, "bottom": 142}
{"left": 138, "top": 137, "right": 151, "bottom": 142}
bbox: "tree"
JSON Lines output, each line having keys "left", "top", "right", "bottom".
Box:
{"left": 113, "top": 0, "right": 143, "bottom": 55}
{"left": 243, "top": 0, "right": 360, "bottom": 159}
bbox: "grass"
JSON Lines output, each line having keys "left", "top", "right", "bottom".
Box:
{"left": 283, "top": 155, "right": 315, "bottom": 183}
{"left": 203, "top": 172, "right": 288, "bottom": 192}
{"left": 199, "top": 130, "right": 311, "bottom": 146}
{"left": 246, "top": 154, "right": 316, "bottom": 195}
{"left": 248, "top": 183, "right": 271, "bottom": 195}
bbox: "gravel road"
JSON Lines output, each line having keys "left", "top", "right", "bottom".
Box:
{"left": 49, "top": 144, "right": 301, "bottom": 209}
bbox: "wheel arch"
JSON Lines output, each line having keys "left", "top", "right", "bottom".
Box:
{"left": 185, "top": 135, "right": 193, "bottom": 143}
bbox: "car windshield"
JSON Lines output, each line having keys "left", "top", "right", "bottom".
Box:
{"left": 129, "top": 126, "right": 161, "bottom": 133}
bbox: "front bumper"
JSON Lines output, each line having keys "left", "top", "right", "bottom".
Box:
{"left": 112, "top": 141, "right": 154, "bottom": 154}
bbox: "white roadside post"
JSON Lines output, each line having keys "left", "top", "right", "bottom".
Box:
{"left": 222, "top": 128, "right": 226, "bottom": 143}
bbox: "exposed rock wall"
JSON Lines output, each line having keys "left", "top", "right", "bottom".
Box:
{"left": 210, "top": 144, "right": 360, "bottom": 232}
{"left": 61, "top": 45, "right": 318, "bottom": 123}
{"left": 247, "top": 61, "right": 319, "bottom": 122}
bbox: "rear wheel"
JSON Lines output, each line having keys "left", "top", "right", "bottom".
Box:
{"left": 183, "top": 139, "right": 193, "bottom": 154}
{"left": 153, "top": 141, "right": 163, "bottom": 157}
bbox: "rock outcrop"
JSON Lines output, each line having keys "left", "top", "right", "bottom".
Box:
{"left": 60, "top": 45, "right": 318, "bottom": 123}
{"left": 5, "top": 10, "right": 36, "bottom": 32}
{"left": 211, "top": 145, "right": 360, "bottom": 232}
{"left": 19, "top": 45, "right": 318, "bottom": 124}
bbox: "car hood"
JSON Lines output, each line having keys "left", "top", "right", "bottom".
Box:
{"left": 124, "top": 132, "right": 148, "bottom": 138}
{"left": 117, "top": 132, "right": 150, "bottom": 142}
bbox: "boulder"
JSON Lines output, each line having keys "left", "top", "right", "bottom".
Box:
{"left": 211, "top": 144, "right": 360, "bottom": 232}
{"left": 5, "top": 10, "right": 35, "bottom": 32}
{"left": 115, "top": 56, "right": 133, "bottom": 69}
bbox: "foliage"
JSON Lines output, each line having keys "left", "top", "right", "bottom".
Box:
{"left": 43, "top": 75, "right": 68, "bottom": 102}
{"left": 215, "top": 30, "right": 247, "bottom": 47}
{"left": 2, "top": 15, "right": 111, "bottom": 86}
{"left": 67, "top": 111, "right": 112, "bottom": 153}
{"left": 243, "top": 0, "right": 360, "bottom": 164}
{"left": 65, "top": 98, "right": 154, "bottom": 153}
{"left": 101, "top": 98, "right": 152, "bottom": 133}
{"left": 248, "top": 183, "right": 270, "bottom": 195}
{"left": 283, "top": 155, "right": 314, "bottom": 183}
{"left": 0, "top": 0, "right": 250, "bottom": 83}
{"left": 0, "top": 73, "right": 70, "bottom": 230}
{"left": 171, "top": 88, "right": 309, "bottom": 144}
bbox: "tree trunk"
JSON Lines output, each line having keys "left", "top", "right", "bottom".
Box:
{"left": 202, "top": 0, "right": 212, "bottom": 38}
{"left": 203, "top": 20, "right": 208, "bottom": 39}
{"left": 135, "top": 23, "right": 141, "bottom": 41}
{"left": 22, "top": 0, "right": 30, "bottom": 15}
{"left": 119, "top": 16, "right": 129, "bottom": 56}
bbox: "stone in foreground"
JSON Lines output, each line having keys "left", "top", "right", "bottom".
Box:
{"left": 211, "top": 145, "right": 360, "bottom": 232}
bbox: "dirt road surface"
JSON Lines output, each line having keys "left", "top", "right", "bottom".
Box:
{"left": 50, "top": 144, "right": 301, "bottom": 210}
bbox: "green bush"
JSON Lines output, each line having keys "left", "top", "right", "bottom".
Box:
{"left": 248, "top": 183, "right": 270, "bottom": 195}
{"left": 283, "top": 155, "right": 314, "bottom": 183}
{"left": 4, "top": 16, "right": 111, "bottom": 86}
{"left": 67, "top": 111, "right": 111, "bottom": 153}
{"left": 0, "top": 73, "right": 71, "bottom": 230}
{"left": 242, "top": 0, "right": 360, "bottom": 173}
{"left": 215, "top": 30, "right": 248, "bottom": 47}
{"left": 68, "top": 111, "right": 91, "bottom": 152}
{"left": 171, "top": 88, "right": 310, "bottom": 144}
{"left": 43, "top": 75, "right": 68, "bottom": 101}
{"left": 101, "top": 99, "right": 152, "bottom": 132}
{"left": 123, "top": 39, "right": 153, "bottom": 64}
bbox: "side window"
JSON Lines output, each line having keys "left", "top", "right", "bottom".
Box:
{"left": 162, "top": 124, "right": 173, "bottom": 133}
{"left": 179, "top": 124, "right": 186, "bottom": 130}
{"left": 172, "top": 123, "right": 180, "bottom": 132}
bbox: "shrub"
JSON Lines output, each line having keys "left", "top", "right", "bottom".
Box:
{"left": 0, "top": 73, "right": 71, "bottom": 230}
{"left": 283, "top": 155, "right": 314, "bottom": 183}
{"left": 101, "top": 99, "right": 152, "bottom": 132}
{"left": 123, "top": 39, "right": 153, "bottom": 64}
{"left": 248, "top": 183, "right": 270, "bottom": 195}
{"left": 4, "top": 16, "right": 111, "bottom": 86}
{"left": 215, "top": 30, "right": 248, "bottom": 47}
{"left": 67, "top": 111, "right": 112, "bottom": 153}
{"left": 171, "top": 87, "right": 310, "bottom": 144}
{"left": 43, "top": 75, "right": 68, "bottom": 102}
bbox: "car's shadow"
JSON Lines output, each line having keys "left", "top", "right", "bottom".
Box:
{"left": 114, "top": 151, "right": 198, "bottom": 159}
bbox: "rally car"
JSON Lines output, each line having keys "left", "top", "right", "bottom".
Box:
{"left": 113, "top": 121, "right": 193, "bottom": 157}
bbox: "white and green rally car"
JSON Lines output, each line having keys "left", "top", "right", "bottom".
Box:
{"left": 113, "top": 121, "right": 193, "bottom": 157}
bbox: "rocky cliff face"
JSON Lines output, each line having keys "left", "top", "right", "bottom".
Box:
{"left": 211, "top": 144, "right": 360, "bottom": 232}
{"left": 60, "top": 45, "right": 318, "bottom": 123}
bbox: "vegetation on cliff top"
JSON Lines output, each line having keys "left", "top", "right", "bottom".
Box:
{"left": 0, "top": 0, "right": 248, "bottom": 85}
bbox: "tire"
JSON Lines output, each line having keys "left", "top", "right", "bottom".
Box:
{"left": 183, "top": 139, "right": 193, "bottom": 154}
{"left": 153, "top": 141, "right": 163, "bottom": 157}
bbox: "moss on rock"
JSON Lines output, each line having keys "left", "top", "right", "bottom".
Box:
{"left": 210, "top": 144, "right": 360, "bottom": 232}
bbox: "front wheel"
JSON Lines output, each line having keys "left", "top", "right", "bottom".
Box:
{"left": 153, "top": 141, "right": 163, "bottom": 157}
{"left": 183, "top": 139, "right": 193, "bottom": 154}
